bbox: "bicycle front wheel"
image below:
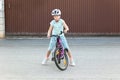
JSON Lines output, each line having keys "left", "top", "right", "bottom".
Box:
{"left": 54, "top": 48, "right": 68, "bottom": 71}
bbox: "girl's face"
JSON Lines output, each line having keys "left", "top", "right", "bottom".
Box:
{"left": 53, "top": 16, "right": 61, "bottom": 22}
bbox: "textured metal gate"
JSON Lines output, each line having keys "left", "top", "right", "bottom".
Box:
{"left": 5, "top": 0, "right": 120, "bottom": 36}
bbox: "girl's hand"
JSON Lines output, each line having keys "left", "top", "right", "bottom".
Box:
{"left": 64, "top": 30, "right": 68, "bottom": 33}
{"left": 47, "top": 34, "right": 50, "bottom": 39}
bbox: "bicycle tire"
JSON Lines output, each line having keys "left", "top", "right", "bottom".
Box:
{"left": 54, "top": 48, "right": 68, "bottom": 71}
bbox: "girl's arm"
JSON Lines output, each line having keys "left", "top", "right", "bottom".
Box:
{"left": 47, "top": 26, "right": 53, "bottom": 38}
{"left": 63, "top": 21, "right": 69, "bottom": 33}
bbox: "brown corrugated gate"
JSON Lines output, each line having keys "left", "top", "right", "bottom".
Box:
{"left": 5, "top": 0, "right": 120, "bottom": 36}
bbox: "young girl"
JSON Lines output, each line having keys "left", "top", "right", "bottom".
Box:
{"left": 42, "top": 9, "right": 75, "bottom": 66}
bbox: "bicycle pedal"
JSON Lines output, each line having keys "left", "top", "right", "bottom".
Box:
{"left": 58, "top": 60, "right": 61, "bottom": 64}
{"left": 61, "top": 56, "right": 64, "bottom": 59}
{"left": 51, "top": 57, "right": 55, "bottom": 61}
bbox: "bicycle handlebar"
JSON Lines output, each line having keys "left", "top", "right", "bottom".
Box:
{"left": 51, "top": 31, "right": 63, "bottom": 37}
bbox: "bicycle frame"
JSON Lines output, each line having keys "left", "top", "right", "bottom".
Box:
{"left": 51, "top": 31, "right": 69, "bottom": 71}
{"left": 56, "top": 36, "right": 64, "bottom": 58}
{"left": 51, "top": 31, "right": 64, "bottom": 59}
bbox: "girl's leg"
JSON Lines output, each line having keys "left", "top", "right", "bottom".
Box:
{"left": 42, "top": 37, "right": 56, "bottom": 64}
{"left": 60, "top": 36, "right": 72, "bottom": 58}
{"left": 67, "top": 50, "right": 72, "bottom": 59}
{"left": 46, "top": 50, "right": 51, "bottom": 59}
{"left": 42, "top": 50, "right": 51, "bottom": 64}
{"left": 61, "top": 36, "right": 75, "bottom": 66}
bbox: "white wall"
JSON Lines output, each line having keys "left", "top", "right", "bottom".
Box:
{"left": 0, "top": 0, "right": 5, "bottom": 38}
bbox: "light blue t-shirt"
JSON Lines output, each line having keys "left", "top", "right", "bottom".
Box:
{"left": 50, "top": 19, "right": 64, "bottom": 35}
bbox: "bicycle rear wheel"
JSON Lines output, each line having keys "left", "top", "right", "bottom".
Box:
{"left": 54, "top": 48, "right": 68, "bottom": 71}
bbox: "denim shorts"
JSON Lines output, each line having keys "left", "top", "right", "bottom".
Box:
{"left": 48, "top": 34, "right": 70, "bottom": 51}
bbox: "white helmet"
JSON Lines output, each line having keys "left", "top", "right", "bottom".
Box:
{"left": 51, "top": 9, "right": 61, "bottom": 16}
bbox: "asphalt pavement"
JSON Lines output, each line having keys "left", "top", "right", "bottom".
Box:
{"left": 0, "top": 37, "right": 120, "bottom": 80}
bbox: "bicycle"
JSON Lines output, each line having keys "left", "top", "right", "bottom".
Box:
{"left": 51, "top": 31, "right": 69, "bottom": 71}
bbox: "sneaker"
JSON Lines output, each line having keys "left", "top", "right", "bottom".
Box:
{"left": 42, "top": 58, "right": 49, "bottom": 64}
{"left": 69, "top": 59, "right": 76, "bottom": 66}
